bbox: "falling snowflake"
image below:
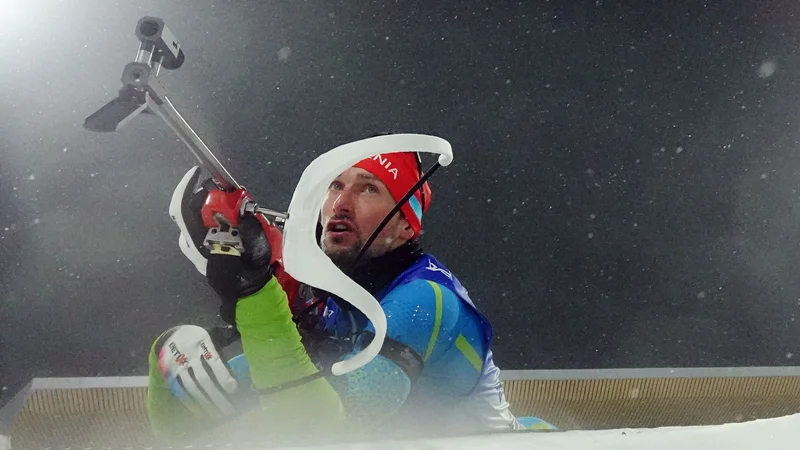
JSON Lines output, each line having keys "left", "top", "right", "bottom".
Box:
{"left": 758, "top": 60, "right": 776, "bottom": 78}
{"left": 277, "top": 47, "right": 292, "bottom": 62}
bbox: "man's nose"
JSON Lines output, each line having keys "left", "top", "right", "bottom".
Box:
{"left": 332, "top": 187, "right": 355, "bottom": 214}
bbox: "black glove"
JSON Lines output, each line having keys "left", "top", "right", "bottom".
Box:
{"left": 169, "top": 166, "right": 273, "bottom": 324}
{"left": 206, "top": 213, "right": 274, "bottom": 324}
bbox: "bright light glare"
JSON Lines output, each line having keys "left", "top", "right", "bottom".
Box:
{"left": 0, "top": 0, "right": 26, "bottom": 19}
{"left": 0, "top": 0, "right": 37, "bottom": 35}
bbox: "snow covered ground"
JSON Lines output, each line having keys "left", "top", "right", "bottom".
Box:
{"left": 1, "top": 409, "right": 796, "bottom": 449}
{"left": 2, "top": 375, "right": 797, "bottom": 449}
{"left": 262, "top": 413, "right": 798, "bottom": 450}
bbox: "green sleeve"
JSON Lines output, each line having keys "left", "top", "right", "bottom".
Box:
{"left": 146, "top": 277, "right": 348, "bottom": 445}
{"left": 235, "top": 277, "right": 347, "bottom": 440}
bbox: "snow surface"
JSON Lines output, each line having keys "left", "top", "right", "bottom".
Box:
{"left": 265, "top": 413, "right": 798, "bottom": 450}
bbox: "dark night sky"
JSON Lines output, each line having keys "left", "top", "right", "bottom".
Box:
{"left": 3, "top": 0, "right": 800, "bottom": 407}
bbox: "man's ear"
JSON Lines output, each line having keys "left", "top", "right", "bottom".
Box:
{"left": 397, "top": 217, "right": 415, "bottom": 241}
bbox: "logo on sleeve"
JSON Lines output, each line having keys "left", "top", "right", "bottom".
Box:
{"left": 426, "top": 260, "right": 453, "bottom": 279}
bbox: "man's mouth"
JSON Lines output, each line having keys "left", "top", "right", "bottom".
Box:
{"left": 325, "top": 219, "right": 356, "bottom": 237}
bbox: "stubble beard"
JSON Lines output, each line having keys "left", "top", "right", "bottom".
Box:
{"left": 322, "top": 237, "right": 364, "bottom": 270}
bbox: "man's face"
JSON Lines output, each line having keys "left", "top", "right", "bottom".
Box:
{"left": 320, "top": 167, "right": 413, "bottom": 268}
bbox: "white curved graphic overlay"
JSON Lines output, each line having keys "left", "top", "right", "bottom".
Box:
{"left": 282, "top": 134, "right": 453, "bottom": 376}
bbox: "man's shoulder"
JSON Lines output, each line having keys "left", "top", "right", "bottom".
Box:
{"left": 418, "top": 254, "right": 456, "bottom": 280}
{"left": 377, "top": 278, "right": 465, "bottom": 354}
{"left": 382, "top": 278, "right": 463, "bottom": 317}
{"left": 392, "top": 253, "right": 457, "bottom": 284}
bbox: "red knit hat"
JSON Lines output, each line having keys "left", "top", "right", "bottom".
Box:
{"left": 354, "top": 152, "right": 432, "bottom": 239}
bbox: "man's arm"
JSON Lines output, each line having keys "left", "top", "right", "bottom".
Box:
{"left": 234, "top": 276, "right": 347, "bottom": 440}
{"left": 328, "top": 279, "right": 465, "bottom": 427}
{"left": 236, "top": 277, "right": 465, "bottom": 431}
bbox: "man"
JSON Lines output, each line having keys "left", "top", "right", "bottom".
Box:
{"left": 147, "top": 145, "right": 537, "bottom": 445}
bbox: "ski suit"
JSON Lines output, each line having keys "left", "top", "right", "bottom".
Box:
{"left": 147, "top": 244, "right": 527, "bottom": 443}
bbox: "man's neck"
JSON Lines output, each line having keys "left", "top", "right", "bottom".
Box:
{"left": 343, "top": 240, "right": 424, "bottom": 297}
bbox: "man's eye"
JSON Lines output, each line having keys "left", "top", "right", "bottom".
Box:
{"left": 330, "top": 181, "right": 343, "bottom": 190}
{"left": 366, "top": 184, "right": 379, "bottom": 194}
